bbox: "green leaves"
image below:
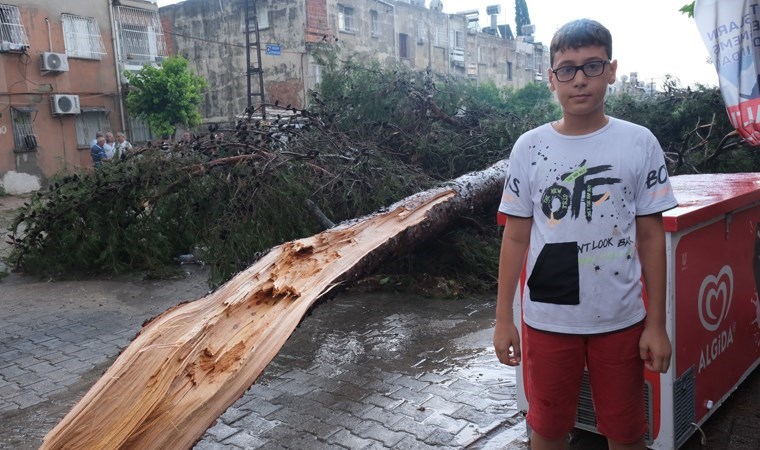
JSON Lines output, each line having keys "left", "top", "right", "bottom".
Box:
{"left": 125, "top": 56, "right": 207, "bottom": 138}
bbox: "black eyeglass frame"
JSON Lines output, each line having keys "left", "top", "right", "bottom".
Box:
{"left": 549, "top": 60, "right": 611, "bottom": 82}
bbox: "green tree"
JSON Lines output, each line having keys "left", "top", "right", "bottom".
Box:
{"left": 515, "top": 0, "right": 531, "bottom": 36}
{"left": 124, "top": 55, "right": 207, "bottom": 138}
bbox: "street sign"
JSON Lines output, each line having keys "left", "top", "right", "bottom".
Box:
{"left": 266, "top": 44, "right": 281, "bottom": 56}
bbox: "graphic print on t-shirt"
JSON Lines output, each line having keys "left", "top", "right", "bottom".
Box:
{"left": 539, "top": 159, "right": 622, "bottom": 224}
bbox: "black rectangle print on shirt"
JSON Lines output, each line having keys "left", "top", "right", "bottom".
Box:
{"left": 527, "top": 242, "right": 580, "bottom": 305}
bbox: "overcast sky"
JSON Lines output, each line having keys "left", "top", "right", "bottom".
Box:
{"left": 156, "top": 0, "right": 719, "bottom": 89}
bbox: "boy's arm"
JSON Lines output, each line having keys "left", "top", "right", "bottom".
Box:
{"left": 494, "top": 215, "right": 532, "bottom": 366}
{"left": 636, "top": 213, "right": 672, "bottom": 373}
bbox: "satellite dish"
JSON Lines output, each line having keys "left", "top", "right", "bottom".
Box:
{"left": 621, "top": 75, "right": 629, "bottom": 82}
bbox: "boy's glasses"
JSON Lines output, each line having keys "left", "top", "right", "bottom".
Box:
{"left": 550, "top": 61, "right": 610, "bottom": 82}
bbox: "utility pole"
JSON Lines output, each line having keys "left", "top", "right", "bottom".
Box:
{"left": 245, "top": 0, "right": 266, "bottom": 119}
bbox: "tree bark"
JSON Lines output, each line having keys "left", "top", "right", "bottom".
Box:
{"left": 41, "top": 159, "right": 509, "bottom": 450}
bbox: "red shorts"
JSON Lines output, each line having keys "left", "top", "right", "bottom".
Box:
{"left": 524, "top": 322, "right": 647, "bottom": 444}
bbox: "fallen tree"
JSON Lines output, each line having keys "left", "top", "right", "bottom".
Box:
{"left": 41, "top": 159, "right": 509, "bottom": 450}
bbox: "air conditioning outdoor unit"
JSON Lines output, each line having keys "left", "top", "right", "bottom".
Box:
{"left": 41, "top": 52, "right": 69, "bottom": 73}
{"left": 51, "top": 94, "right": 81, "bottom": 115}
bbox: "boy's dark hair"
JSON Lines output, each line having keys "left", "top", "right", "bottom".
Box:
{"left": 550, "top": 19, "right": 612, "bottom": 67}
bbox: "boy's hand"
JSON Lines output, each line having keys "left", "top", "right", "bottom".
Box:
{"left": 493, "top": 320, "right": 521, "bottom": 366}
{"left": 639, "top": 324, "right": 671, "bottom": 373}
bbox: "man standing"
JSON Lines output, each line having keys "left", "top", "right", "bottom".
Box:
{"left": 91, "top": 135, "right": 109, "bottom": 168}
{"left": 104, "top": 132, "right": 116, "bottom": 159}
{"left": 113, "top": 132, "right": 133, "bottom": 160}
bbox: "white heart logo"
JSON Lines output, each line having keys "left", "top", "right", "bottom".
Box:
{"left": 698, "top": 265, "right": 733, "bottom": 332}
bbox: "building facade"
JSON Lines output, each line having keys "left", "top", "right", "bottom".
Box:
{"left": 159, "top": 0, "right": 550, "bottom": 125}
{"left": 0, "top": 0, "right": 167, "bottom": 192}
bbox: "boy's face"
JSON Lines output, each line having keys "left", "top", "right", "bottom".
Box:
{"left": 549, "top": 45, "right": 616, "bottom": 120}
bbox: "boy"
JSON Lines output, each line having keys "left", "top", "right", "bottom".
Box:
{"left": 493, "top": 19, "right": 677, "bottom": 450}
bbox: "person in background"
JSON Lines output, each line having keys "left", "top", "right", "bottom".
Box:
{"left": 113, "top": 132, "right": 133, "bottom": 160}
{"left": 493, "top": 19, "right": 677, "bottom": 450}
{"left": 90, "top": 130, "right": 105, "bottom": 147}
{"left": 91, "top": 135, "right": 109, "bottom": 168}
{"left": 103, "top": 132, "right": 116, "bottom": 159}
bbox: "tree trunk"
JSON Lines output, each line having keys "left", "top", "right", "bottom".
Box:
{"left": 41, "top": 159, "right": 509, "bottom": 450}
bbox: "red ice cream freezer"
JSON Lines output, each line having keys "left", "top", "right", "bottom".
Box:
{"left": 500, "top": 173, "right": 760, "bottom": 449}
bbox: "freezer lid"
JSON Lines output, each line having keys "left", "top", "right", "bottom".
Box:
{"left": 663, "top": 173, "right": 760, "bottom": 232}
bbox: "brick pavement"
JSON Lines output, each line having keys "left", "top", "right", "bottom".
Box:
{"left": 192, "top": 291, "right": 522, "bottom": 450}
{"left": 1, "top": 262, "right": 758, "bottom": 450}
{"left": 0, "top": 269, "right": 525, "bottom": 450}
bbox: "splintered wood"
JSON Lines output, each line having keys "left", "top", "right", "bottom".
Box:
{"left": 41, "top": 160, "right": 508, "bottom": 450}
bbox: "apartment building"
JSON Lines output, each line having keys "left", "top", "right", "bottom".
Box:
{"left": 0, "top": 0, "right": 167, "bottom": 192}
{"left": 159, "top": 0, "right": 550, "bottom": 125}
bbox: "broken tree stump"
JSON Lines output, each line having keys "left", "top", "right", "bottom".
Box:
{"left": 41, "top": 159, "right": 509, "bottom": 450}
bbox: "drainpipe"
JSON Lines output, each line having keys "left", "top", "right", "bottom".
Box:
{"left": 446, "top": 14, "right": 450, "bottom": 74}
{"left": 45, "top": 18, "right": 52, "bottom": 52}
{"left": 374, "top": 0, "right": 396, "bottom": 59}
{"left": 108, "top": 1, "right": 127, "bottom": 132}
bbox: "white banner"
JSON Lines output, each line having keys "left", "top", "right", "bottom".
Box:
{"left": 695, "top": 0, "right": 760, "bottom": 145}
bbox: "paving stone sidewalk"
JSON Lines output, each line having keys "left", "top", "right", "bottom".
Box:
{"left": 0, "top": 268, "right": 525, "bottom": 450}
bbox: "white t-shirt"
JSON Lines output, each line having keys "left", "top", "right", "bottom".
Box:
{"left": 499, "top": 117, "right": 678, "bottom": 334}
{"left": 104, "top": 142, "right": 115, "bottom": 159}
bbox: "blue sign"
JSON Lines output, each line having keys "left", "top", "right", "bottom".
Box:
{"left": 266, "top": 44, "right": 281, "bottom": 56}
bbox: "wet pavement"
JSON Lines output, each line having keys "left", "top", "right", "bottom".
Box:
{"left": 0, "top": 266, "right": 525, "bottom": 449}
{"left": 0, "top": 193, "right": 758, "bottom": 449}
{"left": 1, "top": 264, "right": 758, "bottom": 450}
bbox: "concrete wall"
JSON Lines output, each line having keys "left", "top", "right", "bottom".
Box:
{"left": 161, "top": 0, "right": 309, "bottom": 123}
{"left": 0, "top": 0, "right": 124, "bottom": 191}
{"left": 160, "top": 0, "right": 551, "bottom": 126}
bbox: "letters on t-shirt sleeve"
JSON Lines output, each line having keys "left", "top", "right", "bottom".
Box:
{"left": 499, "top": 137, "right": 534, "bottom": 217}
{"left": 634, "top": 134, "right": 678, "bottom": 215}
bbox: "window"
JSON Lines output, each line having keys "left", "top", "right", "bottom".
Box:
{"left": 62, "top": 14, "right": 106, "bottom": 59}
{"left": 0, "top": 4, "right": 29, "bottom": 51}
{"left": 338, "top": 5, "right": 356, "bottom": 33}
{"left": 416, "top": 22, "right": 427, "bottom": 44}
{"left": 507, "top": 61, "right": 513, "bottom": 80}
{"left": 479, "top": 46, "right": 493, "bottom": 65}
{"left": 434, "top": 26, "right": 447, "bottom": 48}
{"left": 11, "top": 107, "right": 37, "bottom": 152}
{"left": 128, "top": 116, "right": 152, "bottom": 144}
{"left": 399, "top": 33, "right": 409, "bottom": 58}
{"left": 452, "top": 30, "right": 464, "bottom": 49}
{"left": 308, "top": 62, "right": 322, "bottom": 93}
{"left": 478, "top": 46, "right": 496, "bottom": 66}
{"left": 370, "top": 10, "right": 378, "bottom": 37}
{"left": 525, "top": 52, "right": 534, "bottom": 72}
{"left": 75, "top": 110, "right": 111, "bottom": 147}
{"left": 115, "top": 6, "right": 168, "bottom": 62}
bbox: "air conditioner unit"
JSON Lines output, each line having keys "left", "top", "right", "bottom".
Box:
{"left": 41, "top": 52, "right": 69, "bottom": 73}
{"left": 51, "top": 94, "right": 80, "bottom": 115}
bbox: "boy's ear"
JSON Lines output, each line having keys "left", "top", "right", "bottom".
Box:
{"left": 608, "top": 59, "right": 618, "bottom": 85}
{"left": 548, "top": 69, "right": 557, "bottom": 92}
